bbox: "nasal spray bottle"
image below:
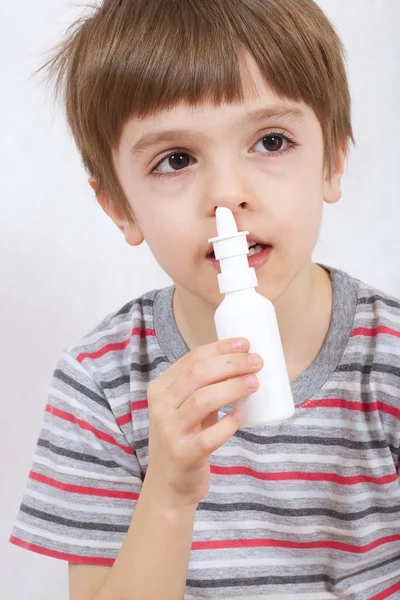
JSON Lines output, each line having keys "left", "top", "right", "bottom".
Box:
{"left": 208, "top": 207, "right": 295, "bottom": 427}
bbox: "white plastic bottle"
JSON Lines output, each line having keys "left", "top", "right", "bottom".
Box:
{"left": 208, "top": 207, "right": 295, "bottom": 427}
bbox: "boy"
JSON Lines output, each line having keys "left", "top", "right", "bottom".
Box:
{"left": 10, "top": 0, "right": 400, "bottom": 598}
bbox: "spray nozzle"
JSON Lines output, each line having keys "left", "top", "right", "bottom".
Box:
{"left": 208, "top": 207, "right": 258, "bottom": 295}
{"left": 215, "top": 206, "right": 240, "bottom": 238}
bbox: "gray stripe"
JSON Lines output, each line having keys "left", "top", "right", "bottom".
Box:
{"left": 358, "top": 295, "right": 400, "bottom": 309}
{"left": 116, "top": 300, "right": 136, "bottom": 316}
{"left": 131, "top": 356, "right": 168, "bottom": 373}
{"left": 234, "top": 430, "right": 389, "bottom": 450}
{"left": 101, "top": 375, "right": 130, "bottom": 390}
{"left": 20, "top": 505, "right": 129, "bottom": 533}
{"left": 37, "top": 439, "right": 120, "bottom": 469}
{"left": 135, "top": 432, "right": 391, "bottom": 452}
{"left": 187, "top": 573, "right": 330, "bottom": 588}
{"left": 116, "top": 297, "right": 154, "bottom": 317}
{"left": 54, "top": 369, "right": 109, "bottom": 411}
{"left": 198, "top": 501, "right": 400, "bottom": 521}
{"left": 337, "top": 362, "right": 400, "bottom": 378}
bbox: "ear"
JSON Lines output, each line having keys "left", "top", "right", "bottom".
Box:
{"left": 323, "top": 144, "right": 347, "bottom": 205}
{"left": 89, "top": 178, "right": 144, "bottom": 247}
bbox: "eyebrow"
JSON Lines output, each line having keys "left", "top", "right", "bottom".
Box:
{"left": 130, "top": 106, "right": 305, "bottom": 157}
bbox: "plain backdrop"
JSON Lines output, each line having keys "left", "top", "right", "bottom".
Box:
{"left": 1, "top": 1, "right": 399, "bottom": 598}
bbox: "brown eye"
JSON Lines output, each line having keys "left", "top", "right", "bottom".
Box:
{"left": 262, "top": 135, "right": 284, "bottom": 152}
{"left": 167, "top": 153, "right": 190, "bottom": 170}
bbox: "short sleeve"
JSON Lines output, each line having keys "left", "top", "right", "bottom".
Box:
{"left": 10, "top": 351, "right": 142, "bottom": 566}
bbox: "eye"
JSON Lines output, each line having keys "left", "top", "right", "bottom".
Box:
{"left": 152, "top": 151, "right": 195, "bottom": 176}
{"left": 253, "top": 132, "right": 293, "bottom": 155}
{"left": 150, "top": 131, "right": 298, "bottom": 180}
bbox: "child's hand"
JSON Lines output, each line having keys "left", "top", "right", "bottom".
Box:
{"left": 144, "top": 338, "right": 263, "bottom": 508}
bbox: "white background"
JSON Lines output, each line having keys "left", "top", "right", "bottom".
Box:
{"left": 1, "top": 1, "right": 399, "bottom": 598}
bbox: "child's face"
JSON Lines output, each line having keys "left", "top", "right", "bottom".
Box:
{"left": 107, "top": 55, "right": 344, "bottom": 307}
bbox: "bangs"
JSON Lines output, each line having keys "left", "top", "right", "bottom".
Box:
{"left": 68, "top": 0, "right": 335, "bottom": 151}
{"left": 87, "top": 1, "right": 254, "bottom": 149}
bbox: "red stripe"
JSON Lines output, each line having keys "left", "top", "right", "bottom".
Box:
{"left": 9, "top": 536, "right": 115, "bottom": 565}
{"left": 47, "top": 405, "right": 134, "bottom": 455}
{"left": 131, "top": 400, "right": 149, "bottom": 412}
{"left": 351, "top": 326, "right": 400, "bottom": 339}
{"left": 210, "top": 465, "right": 397, "bottom": 485}
{"left": 192, "top": 533, "right": 400, "bottom": 553}
{"left": 117, "top": 413, "right": 132, "bottom": 426}
{"left": 369, "top": 581, "right": 400, "bottom": 600}
{"left": 77, "top": 328, "right": 156, "bottom": 362}
{"left": 117, "top": 400, "right": 148, "bottom": 425}
{"left": 11, "top": 533, "right": 400, "bottom": 568}
{"left": 29, "top": 471, "right": 140, "bottom": 500}
{"left": 300, "top": 398, "right": 400, "bottom": 420}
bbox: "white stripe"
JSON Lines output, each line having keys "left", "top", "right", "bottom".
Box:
{"left": 25, "top": 489, "right": 134, "bottom": 514}
{"left": 41, "top": 423, "right": 103, "bottom": 451}
{"left": 189, "top": 548, "right": 388, "bottom": 570}
{"left": 14, "top": 522, "right": 121, "bottom": 549}
{"left": 356, "top": 310, "right": 400, "bottom": 325}
{"left": 194, "top": 518, "right": 397, "bottom": 539}
{"left": 323, "top": 380, "right": 400, "bottom": 397}
{"left": 67, "top": 315, "right": 142, "bottom": 351}
{"left": 33, "top": 455, "right": 138, "bottom": 485}
{"left": 109, "top": 393, "right": 134, "bottom": 411}
{"left": 348, "top": 342, "right": 399, "bottom": 358}
{"left": 49, "top": 386, "right": 122, "bottom": 435}
{"left": 69, "top": 319, "right": 159, "bottom": 359}
{"left": 214, "top": 448, "right": 392, "bottom": 469}
{"left": 288, "top": 416, "right": 381, "bottom": 431}
{"left": 133, "top": 413, "right": 393, "bottom": 435}
{"left": 208, "top": 484, "right": 396, "bottom": 500}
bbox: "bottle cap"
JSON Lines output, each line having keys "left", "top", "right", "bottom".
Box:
{"left": 208, "top": 207, "right": 258, "bottom": 294}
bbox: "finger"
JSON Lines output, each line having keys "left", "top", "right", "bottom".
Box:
{"left": 156, "top": 337, "right": 250, "bottom": 390}
{"left": 168, "top": 351, "right": 263, "bottom": 409}
{"left": 178, "top": 374, "right": 259, "bottom": 430}
{"left": 194, "top": 409, "right": 243, "bottom": 458}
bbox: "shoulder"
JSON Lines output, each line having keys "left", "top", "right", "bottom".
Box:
{"left": 65, "top": 288, "right": 163, "bottom": 364}
{"left": 50, "top": 287, "right": 170, "bottom": 439}
{"left": 332, "top": 266, "right": 400, "bottom": 326}
{"left": 58, "top": 288, "right": 169, "bottom": 405}
{"left": 334, "top": 267, "right": 400, "bottom": 368}
{"left": 349, "top": 272, "right": 400, "bottom": 335}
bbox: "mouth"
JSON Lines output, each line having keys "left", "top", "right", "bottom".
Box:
{"left": 205, "top": 234, "right": 271, "bottom": 260}
{"left": 206, "top": 234, "right": 273, "bottom": 271}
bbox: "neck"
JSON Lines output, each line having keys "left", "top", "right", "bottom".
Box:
{"left": 173, "top": 263, "right": 333, "bottom": 381}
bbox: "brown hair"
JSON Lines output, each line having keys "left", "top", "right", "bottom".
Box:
{"left": 36, "top": 0, "right": 354, "bottom": 222}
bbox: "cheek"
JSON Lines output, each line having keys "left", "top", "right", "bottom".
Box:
{"left": 142, "top": 217, "right": 197, "bottom": 272}
{"left": 275, "top": 187, "right": 323, "bottom": 246}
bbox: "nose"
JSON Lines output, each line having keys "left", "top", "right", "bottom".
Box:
{"left": 204, "top": 159, "right": 256, "bottom": 217}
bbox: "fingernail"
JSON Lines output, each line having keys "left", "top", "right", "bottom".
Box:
{"left": 244, "top": 375, "right": 258, "bottom": 388}
{"left": 248, "top": 353, "right": 262, "bottom": 366}
{"left": 233, "top": 338, "right": 247, "bottom": 351}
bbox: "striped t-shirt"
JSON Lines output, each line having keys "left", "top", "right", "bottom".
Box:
{"left": 10, "top": 265, "right": 400, "bottom": 599}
